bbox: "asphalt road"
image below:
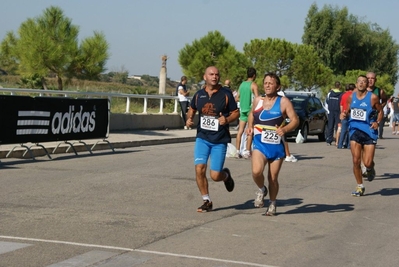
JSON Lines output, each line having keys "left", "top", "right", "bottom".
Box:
{"left": 1, "top": 134, "right": 399, "bottom": 267}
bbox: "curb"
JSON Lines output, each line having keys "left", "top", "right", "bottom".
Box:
{"left": 1, "top": 133, "right": 238, "bottom": 160}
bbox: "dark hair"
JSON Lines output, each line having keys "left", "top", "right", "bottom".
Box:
{"left": 346, "top": 83, "right": 355, "bottom": 91}
{"left": 247, "top": 67, "right": 256, "bottom": 78}
{"left": 263, "top": 72, "right": 281, "bottom": 86}
{"left": 335, "top": 81, "right": 341, "bottom": 88}
{"left": 357, "top": 75, "right": 368, "bottom": 83}
{"left": 181, "top": 76, "right": 187, "bottom": 81}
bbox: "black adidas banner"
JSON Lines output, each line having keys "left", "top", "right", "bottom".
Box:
{"left": 0, "top": 95, "right": 109, "bottom": 144}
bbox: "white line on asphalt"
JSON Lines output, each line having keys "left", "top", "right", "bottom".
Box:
{"left": 0, "top": 235, "right": 278, "bottom": 267}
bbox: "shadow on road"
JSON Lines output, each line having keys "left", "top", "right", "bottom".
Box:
{"left": 213, "top": 198, "right": 303, "bottom": 211}
{"left": 283, "top": 203, "right": 354, "bottom": 214}
{"left": 0, "top": 150, "right": 135, "bottom": 168}
{"left": 378, "top": 172, "right": 399, "bottom": 180}
{"left": 367, "top": 187, "right": 399, "bottom": 196}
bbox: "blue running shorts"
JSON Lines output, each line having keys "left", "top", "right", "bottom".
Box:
{"left": 194, "top": 137, "right": 227, "bottom": 172}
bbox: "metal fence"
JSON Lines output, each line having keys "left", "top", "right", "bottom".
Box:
{"left": 0, "top": 88, "right": 184, "bottom": 114}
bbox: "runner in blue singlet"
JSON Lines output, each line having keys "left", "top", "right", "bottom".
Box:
{"left": 246, "top": 73, "right": 299, "bottom": 216}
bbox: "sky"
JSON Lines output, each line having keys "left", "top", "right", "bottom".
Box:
{"left": 1, "top": 0, "right": 399, "bottom": 94}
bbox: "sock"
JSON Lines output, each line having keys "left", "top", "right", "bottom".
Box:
{"left": 202, "top": 194, "right": 211, "bottom": 202}
{"left": 259, "top": 186, "right": 266, "bottom": 193}
{"left": 270, "top": 200, "right": 276, "bottom": 206}
{"left": 357, "top": 184, "right": 364, "bottom": 188}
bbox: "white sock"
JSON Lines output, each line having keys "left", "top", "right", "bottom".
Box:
{"left": 202, "top": 195, "right": 211, "bottom": 202}
{"left": 259, "top": 186, "right": 266, "bottom": 193}
{"left": 357, "top": 184, "right": 364, "bottom": 188}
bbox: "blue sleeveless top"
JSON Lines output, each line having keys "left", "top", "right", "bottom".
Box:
{"left": 349, "top": 91, "right": 378, "bottom": 140}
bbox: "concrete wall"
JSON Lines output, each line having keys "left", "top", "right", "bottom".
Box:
{"left": 109, "top": 113, "right": 239, "bottom": 131}
{"left": 110, "top": 113, "right": 199, "bottom": 131}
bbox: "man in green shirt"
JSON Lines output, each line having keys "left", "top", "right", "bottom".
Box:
{"left": 235, "top": 67, "right": 259, "bottom": 158}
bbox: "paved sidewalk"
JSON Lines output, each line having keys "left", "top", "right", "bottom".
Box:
{"left": 0, "top": 128, "right": 238, "bottom": 159}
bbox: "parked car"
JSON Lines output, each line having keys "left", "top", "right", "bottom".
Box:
{"left": 284, "top": 91, "right": 328, "bottom": 142}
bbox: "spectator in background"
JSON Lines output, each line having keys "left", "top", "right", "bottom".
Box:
{"left": 277, "top": 89, "right": 297, "bottom": 162}
{"left": 224, "top": 79, "right": 240, "bottom": 130}
{"left": 391, "top": 93, "right": 399, "bottom": 135}
{"left": 388, "top": 96, "right": 395, "bottom": 127}
{"left": 235, "top": 67, "right": 259, "bottom": 158}
{"left": 338, "top": 83, "right": 355, "bottom": 149}
{"left": 325, "top": 81, "right": 343, "bottom": 145}
{"left": 366, "top": 72, "right": 387, "bottom": 139}
{"left": 176, "top": 76, "right": 190, "bottom": 129}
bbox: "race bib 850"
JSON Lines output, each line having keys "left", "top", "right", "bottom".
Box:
{"left": 351, "top": 108, "right": 366, "bottom": 121}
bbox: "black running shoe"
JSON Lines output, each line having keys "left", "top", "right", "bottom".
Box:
{"left": 197, "top": 200, "right": 213, "bottom": 212}
{"left": 223, "top": 168, "right": 235, "bottom": 192}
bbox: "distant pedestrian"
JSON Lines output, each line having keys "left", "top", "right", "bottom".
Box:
{"left": 235, "top": 67, "right": 259, "bottom": 158}
{"left": 366, "top": 72, "right": 387, "bottom": 139}
{"left": 224, "top": 79, "right": 240, "bottom": 129}
{"left": 338, "top": 83, "right": 355, "bottom": 149}
{"left": 325, "top": 81, "right": 343, "bottom": 145}
{"left": 185, "top": 66, "right": 239, "bottom": 212}
{"left": 176, "top": 76, "right": 190, "bottom": 129}
{"left": 278, "top": 90, "right": 297, "bottom": 162}
{"left": 391, "top": 93, "right": 399, "bottom": 135}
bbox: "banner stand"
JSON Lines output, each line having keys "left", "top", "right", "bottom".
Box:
{"left": 91, "top": 139, "right": 115, "bottom": 152}
{"left": 5, "top": 143, "right": 51, "bottom": 160}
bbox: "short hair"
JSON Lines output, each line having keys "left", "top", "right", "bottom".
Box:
{"left": 247, "top": 67, "right": 256, "bottom": 78}
{"left": 346, "top": 83, "right": 355, "bottom": 91}
{"left": 357, "top": 75, "right": 368, "bottom": 83}
{"left": 263, "top": 72, "right": 281, "bottom": 86}
{"left": 335, "top": 81, "right": 341, "bottom": 88}
{"left": 181, "top": 76, "right": 187, "bottom": 81}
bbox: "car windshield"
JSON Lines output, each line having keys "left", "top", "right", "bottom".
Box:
{"left": 288, "top": 96, "right": 306, "bottom": 110}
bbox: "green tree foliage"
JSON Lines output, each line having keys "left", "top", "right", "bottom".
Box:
{"left": 17, "top": 6, "right": 79, "bottom": 90}
{"left": 70, "top": 31, "right": 109, "bottom": 81}
{"left": 246, "top": 38, "right": 296, "bottom": 77}
{"left": 0, "top": 6, "right": 109, "bottom": 90}
{"left": 303, "top": 3, "right": 399, "bottom": 85}
{"left": 0, "top": 32, "right": 19, "bottom": 74}
{"left": 178, "top": 31, "right": 249, "bottom": 85}
{"left": 243, "top": 38, "right": 332, "bottom": 91}
{"left": 291, "top": 44, "right": 333, "bottom": 91}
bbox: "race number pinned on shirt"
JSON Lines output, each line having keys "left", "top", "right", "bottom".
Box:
{"left": 200, "top": 115, "right": 219, "bottom": 131}
{"left": 261, "top": 127, "right": 281, "bottom": 144}
{"left": 351, "top": 108, "right": 366, "bottom": 121}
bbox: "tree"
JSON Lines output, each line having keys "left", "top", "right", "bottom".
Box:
{"left": 178, "top": 31, "right": 249, "bottom": 85}
{"left": 243, "top": 38, "right": 295, "bottom": 79}
{"left": 0, "top": 32, "right": 19, "bottom": 75}
{"left": 303, "top": 3, "right": 399, "bottom": 85}
{"left": 1, "top": 6, "right": 109, "bottom": 90}
{"left": 291, "top": 44, "right": 333, "bottom": 91}
{"left": 70, "top": 31, "right": 109, "bottom": 81}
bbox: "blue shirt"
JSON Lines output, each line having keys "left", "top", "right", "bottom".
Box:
{"left": 349, "top": 91, "right": 378, "bottom": 140}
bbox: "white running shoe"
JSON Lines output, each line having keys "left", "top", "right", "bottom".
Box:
{"left": 242, "top": 150, "right": 251, "bottom": 159}
{"left": 265, "top": 203, "right": 276, "bottom": 216}
{"left": 285, "top": 155, "right": 298, "bottom": 162}
{"left": 254, "top": 186, "right": 268, "bottom": 208}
